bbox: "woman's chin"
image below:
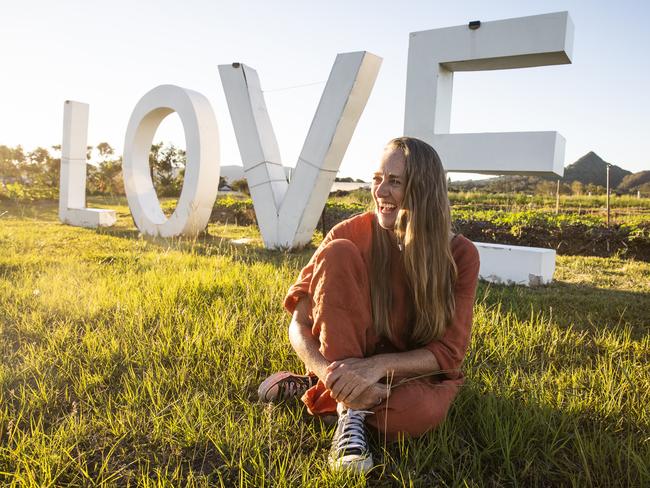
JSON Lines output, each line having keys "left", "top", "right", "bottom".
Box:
{"left": 375, "top": 211, "right": 396, "bottom": 230}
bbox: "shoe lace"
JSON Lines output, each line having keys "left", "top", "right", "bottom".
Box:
{"left": 278, "top": 376, "right": 314, "bottom": 400}
{"left": 332, "top": 409, "right": 372, "bottom": 456}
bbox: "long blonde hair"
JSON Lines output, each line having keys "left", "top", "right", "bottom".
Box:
{"left": 370, "top": 137, "right": 457, "bottom": 346}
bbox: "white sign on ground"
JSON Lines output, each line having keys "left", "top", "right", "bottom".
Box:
{"left": 219, "top": 52, "right": 382, "bottom": 248}
{"left": 59, "top": 101, "right": 117, "bottom": 227}
{"left": 404, "top": 11, "right": 574, "bottom": 285}
{"left": 122, "top": 85, "right": 220, "bottom": 238}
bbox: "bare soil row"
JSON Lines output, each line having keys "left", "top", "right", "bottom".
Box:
{"left": 454, "top": 220, "right": 650, "bottom": 261}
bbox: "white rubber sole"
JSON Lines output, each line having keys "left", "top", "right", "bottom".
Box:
{"left": 328, "top": 453, "right": 374, "bottom": 474}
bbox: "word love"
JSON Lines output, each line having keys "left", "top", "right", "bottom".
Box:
{"left": 60, "top": 51, "right": 380, "bottom": 248}
{"left": 59, "top": 12, "right": 573, "bottom": 285}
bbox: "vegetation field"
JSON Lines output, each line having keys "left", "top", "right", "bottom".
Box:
{"left": 1, "top": 200, "right": 649, "bottom": 486}
{"left": 210, "top": 191, "right": 650, "bottom": 261}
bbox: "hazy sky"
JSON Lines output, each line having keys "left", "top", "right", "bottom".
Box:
{"left": 1, "top": 0, "right": 648, "bottom": 180}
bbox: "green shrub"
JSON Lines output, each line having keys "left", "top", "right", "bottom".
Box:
{"left": 0, "top": 182, "right": 58, "bottom": 201}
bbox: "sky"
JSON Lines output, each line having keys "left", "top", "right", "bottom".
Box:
{"left": 1, "top": 0, "right": 649, "bottom": 181}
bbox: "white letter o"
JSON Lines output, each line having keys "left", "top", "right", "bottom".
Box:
{"left": 123, "top": 85, "right": 220, "bottom": 237}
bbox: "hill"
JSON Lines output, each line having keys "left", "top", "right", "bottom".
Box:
{"left": 563, "top": 151, "right": 631, "bottom": 188}
{"left": 449, "top": 151, "right": 634, "bottom": 193}
{"left": 618, "top": 171, "right": 650, "bottom": 193}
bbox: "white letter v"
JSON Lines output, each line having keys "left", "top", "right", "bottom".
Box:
{"left": 218, "top": 52, "right": 381, "bottom": 249}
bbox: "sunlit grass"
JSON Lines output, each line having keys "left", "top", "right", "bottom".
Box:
{"left": 0, "top": 201, "right": 648, "bottom": 486}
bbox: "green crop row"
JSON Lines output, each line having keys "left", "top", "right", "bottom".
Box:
{"left": 451, "top": 209, "right": 650, "bottom": 238}
{"left": 208, "top": 196, "right": 650, "bottom": 241}
{"left": 449, "top": 191, "right": 650, "bottom": 209}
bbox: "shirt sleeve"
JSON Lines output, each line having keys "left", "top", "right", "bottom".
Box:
{"left": 424, "top": 239, "right": 480, "bottom": 379}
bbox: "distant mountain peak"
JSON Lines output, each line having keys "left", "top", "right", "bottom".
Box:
{"left": 564, "top": 152, "right": 630, "bottom": 187}
{"left": 573, "top": 151, "right": 605, "bottom": 165}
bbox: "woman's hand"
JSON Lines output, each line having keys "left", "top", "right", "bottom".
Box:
{"left": 323, "top": 357, "right": 387, "bottom": 404}
{"left": 342, "top": 384, "right": 391, "bottom": 410}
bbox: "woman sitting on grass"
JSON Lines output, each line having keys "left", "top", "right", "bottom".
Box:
{"left": 258, "top": 137, "right": 480, "bottom": 473}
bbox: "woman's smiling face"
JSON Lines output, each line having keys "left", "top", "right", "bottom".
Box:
{"left": 372, "top": 146, "right": 406, "bottom": 230}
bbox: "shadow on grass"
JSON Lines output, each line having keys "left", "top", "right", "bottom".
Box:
{"left": 0, "top": 263, "right": 24, "bottom": 281}
{"left": 362, "top": 382, "right": 649, "bottom": 487}
{"left": 477, "top": 280, "right": 649, "bottom": 338}
{"left": 220, "top": 381, "right": 649, "bottom": 486}
{"left": 0, "top": 199, "right": 60, "bottom": 221}
{"left": 89, "top": 220, "right": 317, "bottom": 268}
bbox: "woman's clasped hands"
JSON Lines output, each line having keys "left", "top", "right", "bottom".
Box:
{"left": 323, "top": 357, "right": 392, "bottom": 410}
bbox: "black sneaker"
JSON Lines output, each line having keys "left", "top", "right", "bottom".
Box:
{"left": 328, "top": 408, "right": 373, "bottom": 473}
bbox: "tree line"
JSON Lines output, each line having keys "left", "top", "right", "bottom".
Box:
{"left": 449, "top": 175, "right": 614, "bottom": 196}
{"left": 0, "top": 142, "right": 187, "bottom": 200}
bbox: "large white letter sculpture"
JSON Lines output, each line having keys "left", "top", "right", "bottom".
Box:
{"left": 122, "top": 85, "right": 220, "bottom": 237}
{"left": 219, "top": 51, "right": 381, "bottom": 248}
{"left": 59, "top": 101, "right": 117, "bottom": 227}
{"left": 405, "top": 11, "right": 574, "bottom": 285}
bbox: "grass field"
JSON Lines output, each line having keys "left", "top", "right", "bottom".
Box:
{"left": 1, "top": 200, "right": 649, "bottom": 486}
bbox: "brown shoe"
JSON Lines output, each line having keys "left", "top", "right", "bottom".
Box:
{"left": 257, "top": 371, "right": 318, "bottom": 402}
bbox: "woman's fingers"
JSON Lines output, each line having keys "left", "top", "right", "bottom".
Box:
{"left": 342, "top": 385, "right": 383, "bottom": 410}
{"left": 326, "top": 375, "right": 340, "bottom": 397}
{"left": 325, "top": 369, "right": 365, "bottom": 400}
{"left": 342, "top": 383, "right": 367, "bottom": 404}
{"left": 326, "top": 369, "right": 352, "bottom": 398}
{"left": 330, "top": 380, "right": 347, "bottom": 399}
{"left": 324, "top": 368, "right": 342, "bottom": 391}
{"left": 336, "top": 380, "right": 358, "bottom": 403}
{"left": 324, "top": 358, "right": 381, "bottom": 401}
{"left": 330, "top": 379, "right": 351, "bottom": 402}
{"left": 325, "top": 365, "right": 362, "bottom": 390}
{"left": 326, "top": 361, "right": 340, "bottom": 372}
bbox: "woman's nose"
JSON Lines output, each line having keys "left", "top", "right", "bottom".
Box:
{"left": 376, "top": 180, "right": 389, "bottom": 197}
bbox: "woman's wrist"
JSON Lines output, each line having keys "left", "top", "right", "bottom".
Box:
{"left": 312, "top": 361, "right": 331, "bottom": 383}
{"left": 367, "top": 354, "right": 393, "bottom": 381}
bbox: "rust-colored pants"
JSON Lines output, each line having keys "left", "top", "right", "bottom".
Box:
{"left": 302, "top": 238, "right": 458, "bottom": 441}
